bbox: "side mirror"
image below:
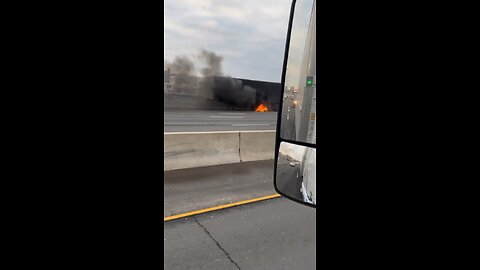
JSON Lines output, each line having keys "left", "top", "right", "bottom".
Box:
{"left": 274, "top": 0, "right": 316, "bottom": 207}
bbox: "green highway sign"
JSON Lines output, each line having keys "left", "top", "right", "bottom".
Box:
{"left": 306, "top": 76, "right": 313, "bottom": 86}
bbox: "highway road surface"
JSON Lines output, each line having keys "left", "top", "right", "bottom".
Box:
{"left": 279, "top": 95, "right": 297, "bottom": 141}
{"left": 164, "top": 197, "right": 316, "bottom": 270}
{"left": 164, "top": 160, "right": 316, "bottom": 269}
{"left": 164, "top": 110, "right": 277, "bottom": 132}
{"left": 276, "top": 156, "right": 303, "bottom": 201}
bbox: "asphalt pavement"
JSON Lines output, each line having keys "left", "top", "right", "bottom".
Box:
{"left": 164, "top": 197, "right": 316, "bottom": 270}
{"left": 163, "top": 97, "right": 316, "bottom": 269}
{"left": 276, "top": 156, "right": 303, "bottom": 201}
{"left": 164, "top": 159, "right": 316, "bottom": 269}
{"left": 279, "top": 96, "right": 297, "bottom": 140}
{"left": 164, "top": 110, "right": 277, "bottom": 132}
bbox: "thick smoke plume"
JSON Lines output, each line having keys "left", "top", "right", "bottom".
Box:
{"left": 165, "top": 49, "right": 258, "bottom": 109}
{"left": 164, "top": 56, "right": 196, "bottom": 94}
{"left": 213, "top": 77, "right": 257, "bottom": 109}
{"left": 199, "top": 49, "right": 223, "bottom": 77}
{"left": 165, "top": 56, "right": 195, "bottom": 75}
{"left": 197, "top": 49, "right": 257, "bottom": 109}
{"left": 197, "top": 49, "right": 222, "bottom": 99}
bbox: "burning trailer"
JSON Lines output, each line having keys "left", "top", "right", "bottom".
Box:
{"left": 211, "top": 76, "right": 281, "bottom": 111}
{"left": 165, "top": 50, "right": 281, "bottom": 111}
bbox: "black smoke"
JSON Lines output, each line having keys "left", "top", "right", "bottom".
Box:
{"left": 197, "top": 49, "right": 222, "bottom": 100}
{"left": 199, "top": 49, "right": 222, "bottom": 78}
{"left": 197, "top": 50, "right": 258, "bottom": 109}
{"left": 211, "top": 77, "right": 256, "bottom": 110}
{"left": 166, "top": 49, "right": 265, "bottom": 110}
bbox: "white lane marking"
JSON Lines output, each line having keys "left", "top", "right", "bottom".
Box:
{"left": 164, "top": 130, "right": 276, "bottom": 134}
{"left": 209, "top": 116, "right": 244, "bottom": 119}
{"left": 287, "top": 114, "right": 289, "bottom": 120}
{"left": 232, "top": 124, "right": 271, "bottom": 126}
{"left": 218, "top": 113, "right": 246, "bottom": 115}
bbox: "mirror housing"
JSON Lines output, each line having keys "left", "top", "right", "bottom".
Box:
{"left": 274, "top": 0, "right": 316, "bottom": 208}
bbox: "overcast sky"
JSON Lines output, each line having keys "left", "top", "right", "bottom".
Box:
{"left": 164, "top": 0, "right": 291, "bottom": 82}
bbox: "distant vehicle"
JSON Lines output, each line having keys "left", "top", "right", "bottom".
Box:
{"left": 292, "top": 100, "right": 298, "bottom": 108}
{"left": 289, "top": 162, "right": 296, "bottom": 167}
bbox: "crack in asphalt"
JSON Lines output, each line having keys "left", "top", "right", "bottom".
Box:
{"left": 193, "top": 216, "right": 241, "bottom": 270}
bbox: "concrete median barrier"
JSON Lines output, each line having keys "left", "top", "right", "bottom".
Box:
{"left": 164, "top": 130, "right": 275, "bottom": 171}
{"left": 239, "top": 131, "right": 276, "bottom": 162}
{"left": 164, "top": 131, "right": 240, "bottom": 171}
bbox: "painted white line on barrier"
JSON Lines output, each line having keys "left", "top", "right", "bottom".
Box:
{"left": 209, "top": 116, "right": 244, "bottom": 119}
{"left": 164, "top": 130, "right": 276, "bottom": 135}
{"left": 232, "top": 124, "right": 271, "bottom": 126}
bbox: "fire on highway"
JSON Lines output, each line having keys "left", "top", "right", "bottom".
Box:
{"left": 255, "top": 103, "right": 268, "bottom": 112}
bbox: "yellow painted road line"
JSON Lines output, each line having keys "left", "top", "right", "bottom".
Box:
{"left": 164, "top": 193, "right": 282, "bottom": 222}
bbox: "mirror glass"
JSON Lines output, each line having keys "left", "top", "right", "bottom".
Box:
{"left": 280, "top": 0, "right": 316, "bottom": 145}
{"left": 276, "top": 142, "right": 316, "bottom": 205}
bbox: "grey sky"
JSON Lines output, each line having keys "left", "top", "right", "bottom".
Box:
{"left": 164, "top": 0, "right": 291, "bottom": 82}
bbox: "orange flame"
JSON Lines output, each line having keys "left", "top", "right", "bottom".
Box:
{"left": 255, "top": 103, "right": 268, "bottom": 112}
